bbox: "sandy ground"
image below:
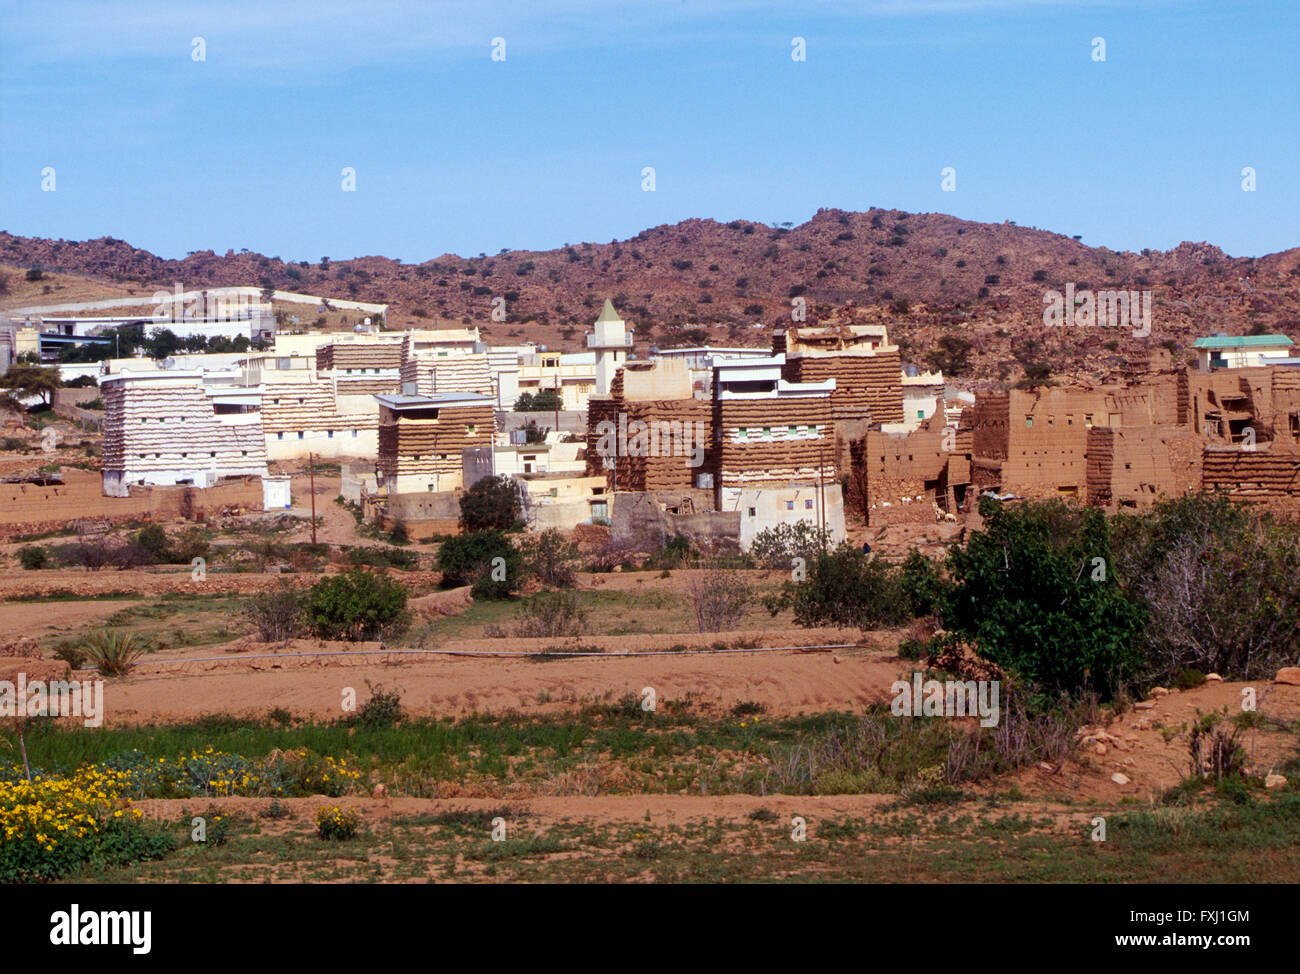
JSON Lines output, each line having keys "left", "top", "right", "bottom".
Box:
{"left": 0, "top": 598, "right": 137, "bottom": 637}
{"left": 94, "top": 639, "right": 896, "bottom": 723}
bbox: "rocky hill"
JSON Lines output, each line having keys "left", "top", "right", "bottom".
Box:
{"left": 3, "top": 208, "right": 1298, "bottom": 384}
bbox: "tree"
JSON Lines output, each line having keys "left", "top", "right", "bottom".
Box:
{"left": 303, "top": 568, "right": 409, "bottom": 640}
{"left": 945, "top": 498, "right": 1144, "bottom": 699}
{"left": 1112, "top": 494, "right": 1300, "bottom": 684}
{"left": 923, "top": 334, "right": 973, "bottom": 377}
{"left": 0, "top": 364, "right": 60, "bottom": 407}
{"left": 459, "top": 475, "right": 523, "bottom": 532}
{"left": 437, "top": 530, "right": 521, "bottom": 599}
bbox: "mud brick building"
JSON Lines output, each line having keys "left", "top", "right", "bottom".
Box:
{"left": 375, "top": 393, "right": 495, "bottom": 494}
{"left": 585, "top": 357, "right": 709, "bottom": 493}
{"left": 315, "top": 340, "right": 402, "bottom": 396}
{"left": 852, "top": 413, "right": 974, "bottom": 524}
{"left": 773, "top": 324, "right": 906, "bottom": 439}
{"left": 712, "top": 355, "right": 843, "bottom": 546}
{"left": 399, "top": 350, "right": 494, "bottom": 399}
{"left": 101, "top": 371, "right": 267, "bottom": 496}
{"left": 1085, "top": 425, "right": 1202, "bottom": 509}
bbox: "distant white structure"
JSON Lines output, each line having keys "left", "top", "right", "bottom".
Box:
{"left": 588, "top": 299, "right": 633, "bottom": 397}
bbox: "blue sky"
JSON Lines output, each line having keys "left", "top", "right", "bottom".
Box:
{"left": 1, "top": 0, "right": 1296, "bottom": 262}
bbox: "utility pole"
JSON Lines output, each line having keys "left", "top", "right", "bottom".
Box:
{"left": 309, "top": 452, "right": 317, "bottom": 546}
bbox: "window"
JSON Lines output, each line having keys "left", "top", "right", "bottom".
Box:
{"left": 1025, "top": 416, "right": 1033, "bottom": 427}
{"left": 210, "top": 452, "right": 216, "bottom": 457}
{"left": 1085, "top": 414, "right": 1093, "bottom": 428}
{"left": 297, "top": 432, "right": 304, "bottom": 439}
{"left": 788, "top": 426, "right": 796, "bottom": 435}
{"left": 467, "top": 424, "right": 476, "bottom": 434}
{"left": 786, "top": 500, "right": 794, "bottom": 510}
{"left": 747, "top": 507, "right": 756, "bottom": 517}
{"left": 352, "top": 429, "right": 358, "bottom": 437}
{"left": 327, "top": 430, "right": 333, "bottom": 438}
{"left": 277, "top": 433, "right": 284, "bottom": 440}
{"left": 241, "top": 450, "right": 248, "bottom": 457}
{"left": 917, "top": 410, "right": 924, "bottom": 419}
{"left": 805, "top": 499, "right": 814, "bottom": 510}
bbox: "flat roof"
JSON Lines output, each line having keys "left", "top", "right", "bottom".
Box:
{"left": 1194, "top": 334, "right": 1294, "bottom": 349}
{"left": 375, "top": 392, "right": 494, "bottom": 410}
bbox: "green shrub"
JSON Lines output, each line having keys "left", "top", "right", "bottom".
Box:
{"left": 303, "top": 568, "right": 409, "bottom": 640}
{"left": 437, "top": 530, "right": 521, "bottom": 599}
{"left": 17, "top": 546, "right": 48, "bottom": 570}
{"left": 354, "top": 683, "right": 404, "bottom": 728}
{"left": 765, "top": 543, "right": 912, "bottom": 629}
{"left": 1112, "top": 493, "right": 1300, "bottom": 684}
{"left": 513, "top": 590, "right": 587, "bottom": 638}
{"left": 749, "top": 520, "right": 830, "bottom": 570}
{"left": 459, "top": 475, "right": 523, "bottom": 532}
{"left": 945, "top": 498, "right": 1143, "bottom": 699}
{"left": 134, "top": 523, "right": 173, "bottom": 563}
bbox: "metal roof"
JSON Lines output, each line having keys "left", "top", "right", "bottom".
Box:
{"left": 1193, "top": 334, "right": 1294, "bottom": 349}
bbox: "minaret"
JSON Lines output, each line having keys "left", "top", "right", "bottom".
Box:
{"left": 588, "top": 298, "right": 632, "bottom": 396}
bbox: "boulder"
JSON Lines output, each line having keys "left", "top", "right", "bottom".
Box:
{"left": 1110, "top": 772, "right": 1131, "bottom": 786}
{"left": 1274, "top": 667, "right": 1300, "bottom": 687}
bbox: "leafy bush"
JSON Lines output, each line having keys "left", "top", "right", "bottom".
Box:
{"left": 945, "top": 498, "right": 1143, "bottom": 699}
{"left": 459, "top": 475, "right": 523, "bottom": 532}
{"left": 0, "top": 767, "right": 173, "bottom": 883}
{"left": 51, "top": 641, "right": 89, "bottom": 669}
{"left": 315, "top": 805, "right": 361, "bottom": 841}
{"left": 239, "top": 583, "right": 305, "bottom": 642}
{"left": 520, "top": 528, "right": 580, "bottom": 587}
{"left": 82, "top": 630, "right": 149, "bottom": 676}
{"left": 645, "top": 535, "right": 694, "bottom": 571}
{"left": 437, "top": 530, "right": 521, "bottom": 599}
{"left": 303, "top": 568, "right": 409, "bottom": 640}
{"left": 749, "top": 520, "right": 830, "bottom": 570}
{"left": 765, "top": 543, "right": 913, "bottom": 629}
{"left": 133, "top": 523, "right": 173, "bottom": 563}
{"left": 17, "top": 546, "right": 48, "bottom": 570}
{"left": 354, "top": 683, "right": 404, "bottom": 728}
